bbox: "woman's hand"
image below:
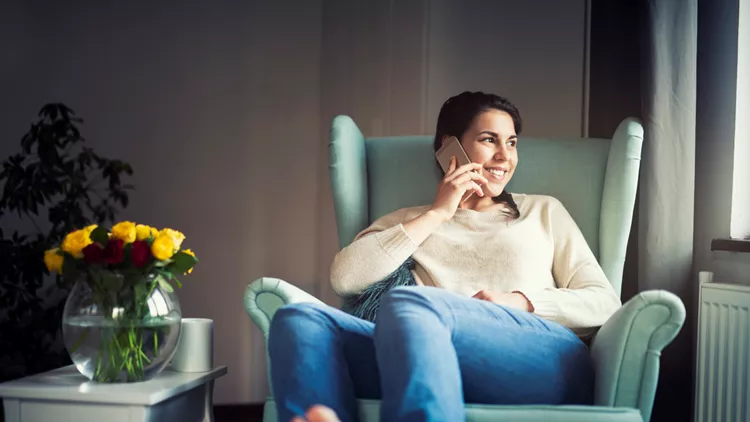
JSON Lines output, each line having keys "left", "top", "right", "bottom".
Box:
{"left": 430, "top": 157, "right": 488, "bottom": 222}
{"left": 472, "top": 290, "right": 534, "bottom": 312}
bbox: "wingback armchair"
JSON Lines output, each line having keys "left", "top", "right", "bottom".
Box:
{"left": 244, "top": 116, "right": 686, "bottom": 422}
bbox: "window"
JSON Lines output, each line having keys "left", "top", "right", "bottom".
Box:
{"left": 731, "top": 0, "right": 749, "bottom": 240}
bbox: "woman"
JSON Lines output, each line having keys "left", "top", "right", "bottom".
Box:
{"left": 269, "top": 92, "right": 622, "bottom": 422}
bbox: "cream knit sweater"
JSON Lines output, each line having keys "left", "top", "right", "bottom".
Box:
{"left": 330, "top": 194, "right": 621, "bottom": 336}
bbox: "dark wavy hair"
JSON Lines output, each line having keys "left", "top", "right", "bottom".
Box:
{"left": 432, "top": 91, "right": 522, "bottom": 219}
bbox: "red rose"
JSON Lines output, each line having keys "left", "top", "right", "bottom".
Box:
{"left": 130, "top": 240, "right": 151, "bottom": 268}
{"left": 82, "top": 243, "right": 105, "bottom": 264}
{"left": 103, "top": 239, "right": 125, "bottom": 264}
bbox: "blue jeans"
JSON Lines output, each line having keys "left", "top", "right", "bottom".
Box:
{"left": 268, "top": 286, "right": 593, "bottom": 422}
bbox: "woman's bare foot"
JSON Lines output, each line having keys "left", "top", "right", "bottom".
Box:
{"left": 291, "top": 405, "right": 341, "bottom": 422}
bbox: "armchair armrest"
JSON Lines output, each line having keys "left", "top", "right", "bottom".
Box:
{"left": 590, "top": 290, "right": 686, "bottom": 422}
{"left": 244, "top": 277, "right": 324, "bottom": 336}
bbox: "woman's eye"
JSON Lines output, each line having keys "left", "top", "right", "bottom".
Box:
{"left": 507, "top": 140, "right": 517, "bottom": 147}
{"left": 482, "top": 137, "right": 495, "bottom": 143}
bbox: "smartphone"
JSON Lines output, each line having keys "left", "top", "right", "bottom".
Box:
{"left": 435, "top": 136, "right": 472, "bottom": 174}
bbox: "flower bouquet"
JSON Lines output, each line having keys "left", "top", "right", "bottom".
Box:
{"left": 44, "top": 222, "right": 198, "bottom": 383}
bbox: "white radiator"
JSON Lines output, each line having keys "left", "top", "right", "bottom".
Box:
{"left": 695, "top": 271, "right": 750, "bottom": 422}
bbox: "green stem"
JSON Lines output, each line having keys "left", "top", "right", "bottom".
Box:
{"left": 69, "top": 327, "right": 90, "bottom": 354}
{"left": 87, "top": 279, "right": 169, "bottom": 382}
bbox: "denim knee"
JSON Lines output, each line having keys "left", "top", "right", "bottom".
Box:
{"left": 380, "top": 286, "right": 437, "bottom": 307}
{"left": 269, "top": 302, "right": 332, "bottom": 340}
{"left": 377, "top": 286, "right": 444, "bottom": 322}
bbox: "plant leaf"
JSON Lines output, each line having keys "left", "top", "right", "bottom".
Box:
{"left": 169, "top": 251, "right": 197, "bottom": 275}
{"left": 89, "top": 226, "right": 109, "bottom": 245}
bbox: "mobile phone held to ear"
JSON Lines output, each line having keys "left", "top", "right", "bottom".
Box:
{"left": 435, "top": 136, "right": 472, "bottom": 174}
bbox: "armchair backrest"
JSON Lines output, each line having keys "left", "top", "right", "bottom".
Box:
{"left": 328, "top": 116, "right": 643, "bottom": 296}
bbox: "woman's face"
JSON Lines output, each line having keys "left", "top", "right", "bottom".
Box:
{"left": 455, "top": 109, "right": 518, "bottom": 198}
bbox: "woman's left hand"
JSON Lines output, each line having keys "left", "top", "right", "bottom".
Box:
{"left": 472, "top": 290, "right": 533, "bottom": 312}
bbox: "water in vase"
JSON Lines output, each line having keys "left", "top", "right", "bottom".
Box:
{"left": 63, "top": 315, "right": 181, "bottom": 382}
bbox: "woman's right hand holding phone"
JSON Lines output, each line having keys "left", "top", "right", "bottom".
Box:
{"left": 429, "top": 156, "right": 487, "bottom": 222}
{"left": 400, "top": 157, "right": 488, "bottom": 246}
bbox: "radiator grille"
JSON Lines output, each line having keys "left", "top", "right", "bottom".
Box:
{"left": 695, "top": 277, "right": 750, "bottom": 422}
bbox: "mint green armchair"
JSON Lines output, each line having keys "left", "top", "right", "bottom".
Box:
{"left": 245, "top": 116, "right": 686, "bottom": 422}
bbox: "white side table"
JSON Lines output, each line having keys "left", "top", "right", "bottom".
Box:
{"left": 0, "top": 365, "right": 227, "bottom": 422}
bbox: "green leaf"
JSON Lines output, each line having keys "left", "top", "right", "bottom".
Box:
{"left": 169, "top": 251, "right": 197, "bottom": 275}
{"left": 89, "top": 226, "right": 109, "bottom": 245}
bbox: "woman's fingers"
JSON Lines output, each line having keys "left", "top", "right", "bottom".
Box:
{"left": 445, "top": 162, "right": 484, "bottom": 183}
{"left": 449, "top": 170, "right": 488, "bottom": 189}
{"left": 445, "top": 160, "right": 482, "bottom": 178}
{"left": 461, "top": 181, "right": 484, "bottom": 198}
{"left": 472, "top": 290, "right": 491, "bottom": 301}
{"left": 447, "top": 156, "right": 457, "bottom": 173}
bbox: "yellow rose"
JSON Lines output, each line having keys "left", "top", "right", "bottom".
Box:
{"left": 44, "top": 248, "right": 64, "bottom": 273}
{"left": 151, "top": 235, "right": 175, "bottom": 260}
{"left": 84, "top": 224, "right": 98, "bottom": 234}
{"left": 159, "top": 228, "right": 185, "bottom": 250}
{"left": 182, "top": 248, "right": 196, "bottom": 274}
{"left": 111, "top": 221, "right": 136, "bottom": 243}
{"left": 61, "top": 229, "right": 93, "bottom": 258}
{"left": 135, "top": 224, "right": 159, "bottom": 241}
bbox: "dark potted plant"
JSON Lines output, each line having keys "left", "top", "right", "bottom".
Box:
{"left": 0, "top": 103, "right": 134, "bottom": 385}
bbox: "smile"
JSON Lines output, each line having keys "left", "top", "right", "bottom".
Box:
{"left": 485, "top": 168, "right": 508, "bottom": 180}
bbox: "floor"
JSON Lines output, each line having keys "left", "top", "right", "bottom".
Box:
{"left": 214, "top": 404, "right": 264, "bottom": 422}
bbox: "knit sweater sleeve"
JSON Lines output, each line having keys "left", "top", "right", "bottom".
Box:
{"left": 330, "top": 208, "right": 419, "bottom": 296}
{"left": 517, "top": 198, "right": 622, "bottom": 330}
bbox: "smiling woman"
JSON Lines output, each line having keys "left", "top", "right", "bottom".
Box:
{"left": 432, "top": 91, "right": 522, "bottom": 218}
{"left": 267, "top": 91, "right": 622, "bottom": 422}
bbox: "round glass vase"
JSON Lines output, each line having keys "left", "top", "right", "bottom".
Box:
{"left": 62, "top": 272, "right": 182, "bottom": 383}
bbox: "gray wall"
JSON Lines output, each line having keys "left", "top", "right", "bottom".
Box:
{"left": 1, "top": 0, "right": 323, "bottom": 404}
{"left": 1, "top": 0, "right": 590, "bottom": 404}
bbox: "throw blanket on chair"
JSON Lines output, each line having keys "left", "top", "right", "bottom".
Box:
{"left": 341, "top": 258, "right": 416, "bottom": 322}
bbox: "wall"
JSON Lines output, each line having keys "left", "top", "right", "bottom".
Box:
{"left": 0, "top": 1, "right": 39, "bottom": 236}
{"left": 426, "top": 1, "right": 587, "bottom": 137}
{"left": 2, "top": 0, "right": 589, "bottom": 404}
{"left": 1, "top": 0, "right": 322, "bottom": 404}
{"left": 588, "top": 0, "right": 642, "bottom": 304}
